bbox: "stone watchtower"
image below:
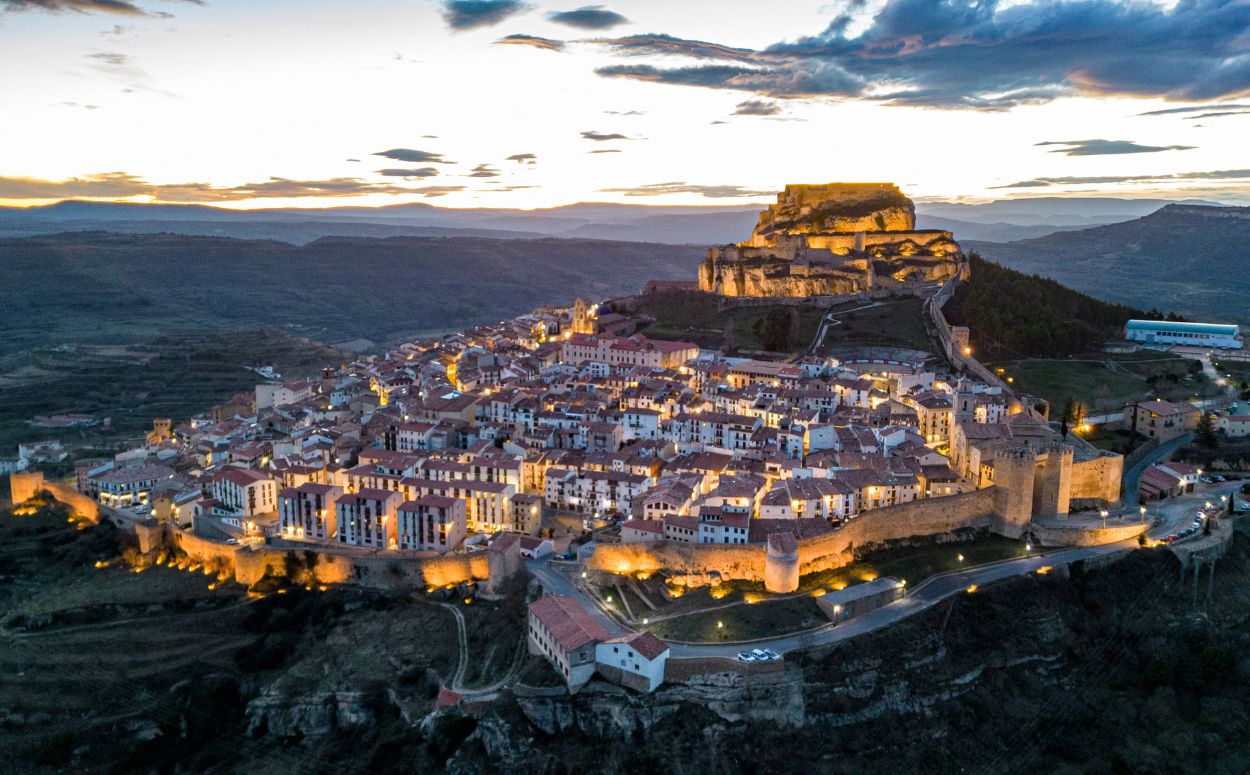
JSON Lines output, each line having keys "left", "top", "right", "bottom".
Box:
{"left": 1032, "top": 444, "right": 1074, "bottom": 518}
{"left": 764, "top": 532, "right": 800, "bottom": 593}
{"left": 992, "top": 448, "right": 1036, "bottom": 538}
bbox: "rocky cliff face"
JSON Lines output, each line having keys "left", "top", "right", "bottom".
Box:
{"left": 698, "top": 182, "right": 964, "bottom": 298}
{"left": 747, "top": 184, "right": 916, "bottom": 247}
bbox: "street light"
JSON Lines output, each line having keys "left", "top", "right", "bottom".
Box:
{"left": 1139, "top": 505, "right": 1147, "bottom": 523}
{"left": 1100, "top": 509, "right": 1109, "bottom": 528}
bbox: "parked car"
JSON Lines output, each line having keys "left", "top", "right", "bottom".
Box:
{"left": 737, "top": 652, "right": 757, "bottom": 662}
{"left": 751, "top": 649, "right": 769, "bottom": 660}
{"left": 1166, "top": 534, "right": 1180, "bottom": 543}
{"left": 763, "top": 649, "right": 781, "bottom": 660}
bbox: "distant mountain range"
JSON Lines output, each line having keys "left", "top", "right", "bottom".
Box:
{"left": 0, "top": 196, "right": 1228, "bottom": 245}
{"left": 0, "top": 232, "right": 704, "bottom": 356}
{"left": 968, "top": 204, "right": 1250, "bottom": 323}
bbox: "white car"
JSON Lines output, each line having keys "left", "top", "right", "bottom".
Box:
{"left": 737, "top": 652, "right": 757, "bottom": 662}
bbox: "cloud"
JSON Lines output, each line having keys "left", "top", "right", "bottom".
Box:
{"left": 1, "top": 0, "right": 202, "bottom": 16}
{"left": 548, "top": 5, "right": 626, "bottom": 30}
{"left": 440, "top": 0, "right": 526, "bottom": 31}
{"left": 1185, "top": 110, "right": 1250, "bottom": 120}
{"left": 506, "top": 153, "right": 537, "bottom": 164}
{"left": 588, "top": 148, "right": 621, "bottom": 153}
{"left": 588, "top": 1, "right": 1250, "bottom": 109}
{"left": 375, "top": 167, "right": 440, "bottom": 178}
{"left": 598, "top": 181, "right": 774, "bottom": 198}
{"left": 84, "top": 50, "right": 178, "bottom": 97}
{"left": 593, "top": 33, "right": 758, "bottom": 63}
{"left": 604, "top": 109, "right": 644, "bottom": 116}
{"left": 495, "top": 33, "right": 564, "bottom": 52}
{"left": 0, "top": 171, "right": 460, "bottom": 202}
{"left": 1137, "top": 103, "right": 1250, "bottom": 116}
{"left": 467, "top": 164, "right": 500, "bottom": 178}
{"left": 372, "top": 148, "right": 454, "bottom": 164}
{"left": 733, "top": 98, "right": 780, "bottom": 116}
{"left": 408, "top": 185, "right": 465, "bottom": 197}
{"left": 479, "top": 184, "right": 537, "bottom": 192}
{"left": 1036, "top": 139, "right": 1195, "bottom": 156}
{"left": 54, "top": 101, "right": 100, "bottom": 110}
{"left": 993, "top": 168, "right": 1250, "bottom": 189}
{"left": 580, "top": 130, "right": 628, "bottom": 141}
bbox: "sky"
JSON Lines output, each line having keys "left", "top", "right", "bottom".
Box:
{"left": 1, "top": 0, "right": 1248, "bottom": 209}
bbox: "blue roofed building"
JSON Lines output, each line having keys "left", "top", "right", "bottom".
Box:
{"left": 1125, "top": 320, "right": 1242, "bottom": 350}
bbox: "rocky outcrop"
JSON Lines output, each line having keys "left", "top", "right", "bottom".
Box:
{"left": 747, "top": 183, "right": 915, "bottom": 246}
{"left": 698, "top": 182, "right": 967, "bottom": 299}
{"left": 245, "top": 689, "right": 375, "bottom": 737}
{"left": 511, "top": 665, "right": 805, "bottom": 738}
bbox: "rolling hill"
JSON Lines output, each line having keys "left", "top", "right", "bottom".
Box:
{"left": 968, "top": 204, "right": 1250, "bottom": 323}
{"left": 0, "top": 232, "right": 704, "bottom": 355}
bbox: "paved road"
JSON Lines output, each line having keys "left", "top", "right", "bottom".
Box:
{"left": 1118, "top": 433, "right": 1192, "bottom": 510}
{"left": 526, "top": 481, "right": 1243, "bottom": 660}
{"left": 665, "top": 540, "right": 1135, "bottom": 658}
{"left": 527, "top": 559, "right": 629, "bottom": 638}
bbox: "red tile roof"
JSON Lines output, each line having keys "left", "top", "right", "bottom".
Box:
{"left": 528, "top": 594, "right": 609, "bottom": 652}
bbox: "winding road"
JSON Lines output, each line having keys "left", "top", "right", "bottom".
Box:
{"left": 525, "top": 481, "right": 1241, "bottom": 660}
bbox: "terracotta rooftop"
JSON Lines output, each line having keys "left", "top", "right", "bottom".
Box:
{"left": 528, "top": 594, "right": 610, "bottom": 652}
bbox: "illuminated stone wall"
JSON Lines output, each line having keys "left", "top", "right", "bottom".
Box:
{"left": 589, "top": 488, "right": 998, "bottom": 585}
{"left": 8, "top": 471, "right": 101, "bottom": 522}
{"left": 1070, "top": 454, "right": 1123, "bottom": 504}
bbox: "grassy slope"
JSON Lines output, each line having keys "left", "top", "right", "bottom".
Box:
{"left": 992, "top": 352, "right": 1216, "bottom": 411}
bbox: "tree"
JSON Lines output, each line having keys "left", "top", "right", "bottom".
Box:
{"left": 752, "top": 308, "right": 793, "bottom": 352}
{"left": 1197, "top": 412, "right": 1219, "bottom": 449}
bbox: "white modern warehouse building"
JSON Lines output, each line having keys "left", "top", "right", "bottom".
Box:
{"left": 1125, "top": 320, "right": 1243, "bottom": 350}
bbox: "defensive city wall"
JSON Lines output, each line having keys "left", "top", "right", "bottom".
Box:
{"left": 9, "top": 471, "right": 101, "bottom": 522}
{"left": 589, "top": 479, "right": 1144, "bottom": 593}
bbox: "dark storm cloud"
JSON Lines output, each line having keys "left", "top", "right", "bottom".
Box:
{"left": 0, "top": 171, "right": 451, "bottom": 201}
{"left": 599, "top": 182, "right": 774, "bottom": 198}
{"left": 548, "top": 5, "right": 626, "bottom": 30}
{"left": 733, "top": 99, "right": 780, "bottom": 116}
{"left": 1036, "top": 139, "right": 1195, "bottom": 156}
{"left": 580, "top": 130, "right": 628, "bottom": 141}
{"left": 372, "top": 148, "right": 454, "bottom": 164}
{"left": 440, "top": 0, "right": 527, "bottom": 30}
{"left": 506, "top": 153, "right": 538, "bottom": 164}
{"left": 495, "top": 33, "right": 564, "bottom": 51}
{"left": 375, "top": 167, "right": 440, "bottom": 178}
{"left": 994, "top": 168, "right": 1250, "bottom": 188}
{"left": 590, "top": 1, "right": 1250, "bottom": 109}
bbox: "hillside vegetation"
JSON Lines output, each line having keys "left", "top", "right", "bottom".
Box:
{"left": 967, "top": 204, "right": 1250, "bottom": 323}
{"left": 946, "top": 253, "right": 1144, "bottom": 359}
{"left": 0, "top": 232, "right": 704, "bottom": 355}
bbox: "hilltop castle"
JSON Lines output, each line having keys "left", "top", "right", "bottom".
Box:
{"left": 698, "top": 183, "right": 968, "bottom": 297}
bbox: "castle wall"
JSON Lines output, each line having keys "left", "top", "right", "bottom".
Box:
{"left": 9, "top": 471, "right": 101, "bottom": 522}
{"left": 168, "top": 525, "right": 486, "bottom": 589}
{"left": 1070, "top": 455, "right": 1122, "bottom": 504}
{"left": 1030, "top": 521, "right": 1145, "bottom": 547}
{"left": 588, "top": 488, "right": 998, "bottom": 585}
